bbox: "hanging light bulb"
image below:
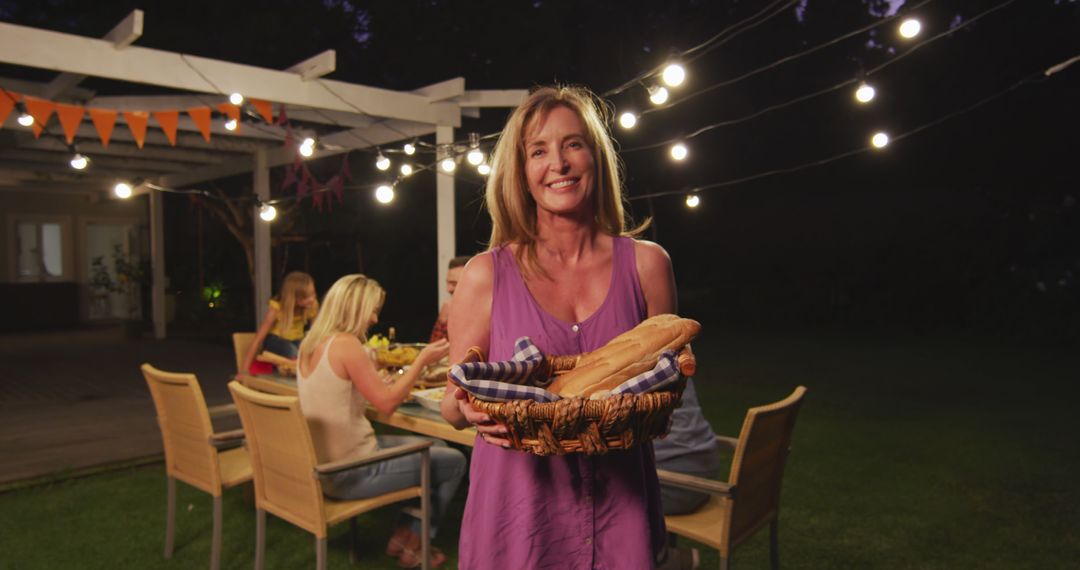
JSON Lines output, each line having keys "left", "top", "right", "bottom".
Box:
{"left": 871, "top": 132, "right": 890, "bottom": 149}
{"left": 400, "top": 163, "right": 414, "bottom": 177}
{"left": 898, "top": 18, "right": 921, "bottom": 39}
{"left": 259, "top": 203, "right": 277, "bottom": 222}
{"left": 649, "top": 85, "right": 669, "bottom": 105}
{"left": 477, "top": 163, "right": 491, "bottom": 176}
{"left": 113, "top": 182, "right": 133, "bottom": 199}
{"left": 685, "top": 194, "right": 700, "bottom": 208}
{"left": 299, "top": 137, "right": 316, "bottom": 157}
{"left": 224, "top": 118, "right": 238, "bottom": 131}
{"left": 229, "top": 92, "right": 244, "bottom": 105}
{"left": 855, "top": 83, "right": 876, "bottom": 103}
{"left": 619, "top": 112, "right": 638, "bottom": 129}
{"left": 670, "top": 142, "right": 688, "bottom": 161}
{"left": 662, "top": 63, "right": 686, "bottom": 87}
{"left": 438, "top": 144, "right": 456, "bottom": 173}
{"left": 375, "top": 152, "right": 391, "bottom": 171}
{"left": 403, "top": 142, "right": 416, "bottom": 155}
{"left": 467, "top": 149, "right": 485, "bottom": 166}
{"left": 17, "top": 113, "right": 34, "bottom": 127}
{"left": 375, "top": 184, "right": 395, "bottom": 204}
{"left": 440, "top": 158, "right": 456, "bottom": 172}
{"left": 70, "top": 153, "right": 89, "bottom": 170}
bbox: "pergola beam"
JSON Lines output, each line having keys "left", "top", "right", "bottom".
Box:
{"left": 13, "top": 136, "right": 230, "bottom": 165}
{"left": 285, "top": 50, "right": 336, "bottom": 81}
{"left": 42, "top": 10, "right": 143, "bottom": 100}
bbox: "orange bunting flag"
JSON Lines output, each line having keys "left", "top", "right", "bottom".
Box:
{"left": 0, "top": 90, "right": 17, "bottom": 126}
{"left": 122, "top": 111, "right": 150, "bottom": 148}
{"left": 89, "top": 109, "right": 118, "bottom": 147}
{"left": 23, "top": 96, "right": 56, "bottom": 138}
{"left": 153, "top": 110, "right": 180, "bottom": 146}
{"left": 55, "top": 103, "right": 87, "bottom": 144}
{"left": 250, "top": 98, "right": 274, "bottom": 124}
{"left": 187, "top": 107, "right": 213, "bottom": 142}
{"left": 216, "top": 102, "right": 240, "bottom": 132}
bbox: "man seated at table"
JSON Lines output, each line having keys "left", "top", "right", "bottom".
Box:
{"left": 429, "top": 255, "right": 471, "bottom": 342}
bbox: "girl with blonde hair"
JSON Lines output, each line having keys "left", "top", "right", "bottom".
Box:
{"left": 242, "top": 271, "right": 319, "bottom": 373}
{"left": 298, "top": 274, "right": 461, "bottom": 568}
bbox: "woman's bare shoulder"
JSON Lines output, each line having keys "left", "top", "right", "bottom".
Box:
{"left": 632, "top": 239, "right": 673, "bottom": 274}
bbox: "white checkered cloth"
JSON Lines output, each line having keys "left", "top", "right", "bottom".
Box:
{"left": 448, "top": 337, "right": 683, "bottom": 403}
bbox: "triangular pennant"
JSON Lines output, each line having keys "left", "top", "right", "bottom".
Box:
{"left": 276, "top": 106, "right": 288, "bottom": 126}
{"left": 186, "top": 107, "right": 212, "bottom": 142}
{"left": 340, "top": 153, "right": 353, "bottom": 182}
{"left": 216, "top": 103, "right": 240, "bottom": 133}
{"left": 0, "top": 90, "right": 17, "bottom": 126}
{"left": 250, "top": 98, "right": 274, "bottom": 124}
{"left": 153, "top": 110, "right": 180, "bottom": 146}
{"left": 55, "top": 103, "right": 87, "bottom": 144}
{"left": 328, "top": 175, "right": 344, "bottom": 205}
{"left": 89, "top": 108, "right": 118, "bottom": 147}
{"left": 313, "top": 190, "right": 325, "bottom": 212}
{"left": 282, "top": 162, "right": 298, "bottom": 191}
{"left": 122, "top": 111, "right": 150, "bottom": 148}
{"left": 23, "top": 97, "right": 56, "bottom": 138}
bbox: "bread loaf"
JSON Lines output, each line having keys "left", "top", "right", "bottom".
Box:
{"left": 548, "top": 314, "right": 701, "bottom": 398}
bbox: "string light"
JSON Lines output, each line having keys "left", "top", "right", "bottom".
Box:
{"left": 685, "top": 194, "right": 700, "bottom": 208}
{"left": 440, "top": 158, "right": 456, "bottom": 172}
{"left": 649, "top": 85, "right": 670, "bottom": 105}
{"left": 670, "top": 143, "right": 688, "bottom": 161}
{"left": 662, "top": 63, "right": 686, "bottom": 87}
{"left": 467, "top": 149, "right": 485, "bottom": 166}
{"left": 855, "top": 83, "right": 876, "bottom": 103}
{"left": 229, "top": 92, "right": 244, "bottom": 105}
{"left": 400, "top": 163, "right": 414, "bottom": 176}
{"left": 375, "top": 184, "right": 395, "bottom": 204}
{"left": 403, "top": 142, "right": 416, "bottom": 155}
{"left": 70, "top": 153, "right": 89, "bottom": 170}
{"left": 899, "top": 18, "right": 922, "bottom": 39}
{"left": 299, "top": 137, "right": 316, "bottom": 157}
{"left": 871, "top": 132, "right": 890, "bottom": 148}
{"left": 375, "top": 152, "right": 391, "bottom": 171}
{"left": 477, "top": 163, "right": 491, "bottom": 176}
{"left": 438, "top": 144, "right": 456, "bottom": 173}
{"left": 619, "top": 111, "right": 638, "bottom": 129}
{"left": 224, "top": 118, "right": 238, "bottom": 131}
{"left": 258, "top": 203, "right": 277, "bottom": 222}
{"left": 113, "top": 182, "right": 133, "bottom": 199}
{"left": 17, "top": 113, "right": 34, "bottom": 127}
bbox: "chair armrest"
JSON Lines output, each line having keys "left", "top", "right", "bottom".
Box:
{"left": 715, "top": 435, "right": 738, "bottom": 451}
{"left": 314, "top": 440, "right": 434, "bottom": 476}
{"left": 209, "top": 429, "right": 245, "bottom": 449}
{"left": 657, "top": 468, "right": 735, "bottom": 498}
{"left": 208, "top": 403, "right": 237, "bottom": 418}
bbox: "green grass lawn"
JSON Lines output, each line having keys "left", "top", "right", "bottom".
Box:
{"left": 1, "top": 327, "right": 1078, "bottom": 568}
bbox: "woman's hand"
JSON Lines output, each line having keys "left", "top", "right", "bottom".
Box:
{"left": 454, "top": 386, "right": 511, "bottom": 448}
{"left": 417, "top": 339, "right": 450, "bottom": 368}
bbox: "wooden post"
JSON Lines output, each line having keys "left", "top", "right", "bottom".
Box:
{"left": 150, "top": 187, "right": 166, "bottom": 339}
{"left": 436, "top": 125, "right": 455, "bottom": 311}
{"left": 253, "top": 149, "right": 271, "bottom": 328}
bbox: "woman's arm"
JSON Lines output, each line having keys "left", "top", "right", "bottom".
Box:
{"left": 440, "top": 253, "right": 497, "bottom": 430}
{"left": 336, "top": 336, "right": 449, "bottom": 416}
{"left": 242, "top": 306, "right": 279, "bottom": 373}
{"left": 635, "top": 240, "right": 678, "bottom": 316}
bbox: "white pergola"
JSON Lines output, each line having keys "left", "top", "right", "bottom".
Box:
{"left": 0, "top": 11, "right": 525, "bottom": 338}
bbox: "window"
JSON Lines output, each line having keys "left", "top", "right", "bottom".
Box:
{"left": 16, "top": 222, "right": 64, "bottom": 279}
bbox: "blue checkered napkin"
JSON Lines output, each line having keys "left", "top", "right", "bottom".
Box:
{"left": 449, "top": 338, "right": 685, "bottom": 403}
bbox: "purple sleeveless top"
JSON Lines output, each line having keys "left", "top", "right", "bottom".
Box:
{"left": 458, "top": 236, "right": 666, "bottom": 570}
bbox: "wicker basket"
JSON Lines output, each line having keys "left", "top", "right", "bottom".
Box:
{"left": 460, "top": 346, "right": 694, "bottom": 456}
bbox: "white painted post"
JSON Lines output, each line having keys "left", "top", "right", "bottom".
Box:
{"left": 253, "top": 149, "right": 271, "bottom": 328}
{"left": 436, "top": 126, "right": 456, "bottom": 311}
{"left": 150, "top": 188, "right": 166, "bottom": 339}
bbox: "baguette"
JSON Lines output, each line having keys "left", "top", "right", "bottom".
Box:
{"left": 548, "top": 314, "right": 701, "bottom": 398}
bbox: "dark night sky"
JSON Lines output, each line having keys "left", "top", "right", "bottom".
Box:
{"left": 2, "top": 0, "right": 1077, "bottom": 339}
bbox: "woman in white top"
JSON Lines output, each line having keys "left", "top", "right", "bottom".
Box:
{"left": 298, "top": 274, "right": 462, "bottom": 568}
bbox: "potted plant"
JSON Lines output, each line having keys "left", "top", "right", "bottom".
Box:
{"left": 89, "top": 244, "right": 148, "bottom": 336}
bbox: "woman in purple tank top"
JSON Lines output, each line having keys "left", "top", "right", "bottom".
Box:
{"left": 440, "top": 86, "right": 680, "bottom": 570}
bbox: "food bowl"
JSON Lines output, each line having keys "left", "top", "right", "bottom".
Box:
{"left": 411, "top": 387, "right": 445, "bottom": 412}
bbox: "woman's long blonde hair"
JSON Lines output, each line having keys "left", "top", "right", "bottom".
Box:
{"left": 485, "top": 85, "right": 646, "bottom": 277}
{"left": 277, "top": 271, "right": 318, "bottom": 332}
{"left": 298, "top": 274, "right": 385, "bottom": 360}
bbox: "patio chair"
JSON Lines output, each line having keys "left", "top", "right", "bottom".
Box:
{"left": 141, "top": 363, "right": 253, "bottom": 570}
{"left": 232, "top": 332, "right": 256, "bottom": 374}
{"left": 227, "top": 380, "right": 433, "bottom": 570}
{"left": 659, "top": 386, "right": 807, "bottom": 570}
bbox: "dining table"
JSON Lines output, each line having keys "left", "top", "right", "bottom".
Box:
{"left": 234, "top": 372, "right": 477, "bottom": 447}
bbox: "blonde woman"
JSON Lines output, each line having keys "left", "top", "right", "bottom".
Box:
{"left": 241, "top": 271, "right": 319, "bottom": 373}
{"left": 298, "top": 274, "right": 460, "bottom": 568}
{"left": 441, "top": 86, "right": 677, "bottom": 569}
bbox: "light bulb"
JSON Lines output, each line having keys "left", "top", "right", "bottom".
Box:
{"left": 400, "top": 163, "right": 414, "bottom": 176}
{"left": 477, "top": 163, "right": 491, "bottom": 176}
{"left": 70, "top": 153, "right": 89, "bottom": 170}
{"left": 375, "top": 184, "right": 395, "bottom": 204}
{"left": 619, "top": 112, "right": 638, "bottom": 129}
{"left": 224, "top": 118, "right": 238, "bottom": 131}
{"left": 376, "top": 154, "right": 391, "bottom": 171}
{"left": 17, "top": 113, "right": 34, "bottom": 127}
{"left": 662, "top": 63, "right": 686, "bottom": 87}
{"left": 871, "top": 132, "right": 890, "bottom": 149}
{"left": 685, "top": 194, "right": 700, "bottom": 208}
{"left": 467, "top": 149, "right": 485, "bottom": 166}
{"left": 113, "top": 182, "right": 133, "bottom": 199}
{"left": 440, "top": 158, "right": 456, "bottom": 173}
{"left": 855, "top": 83, "right": 876, "bottom": 103}
{"left": 670, "top": 143, "right": 688, "bottom": 161}
{"left": 649, "top": 86, "right": 669, "bottom": 105}
{"left": 259, "top": 204, "right": 277, "bottom": 222}
{"left": 298, "top": 138, "right": 315, "bottom": 157}
{"left": 403, "top": 142, "right": 416, "bottom": 155}
{"left": 899, "top": 18, "right": 921, "bottom": 39}
{"left": 229, "top": 92, "right": 244, "bottom": 105}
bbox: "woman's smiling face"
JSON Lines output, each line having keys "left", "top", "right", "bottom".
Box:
{"left": 523, "top": 105, "right": 596, "bottom": 217}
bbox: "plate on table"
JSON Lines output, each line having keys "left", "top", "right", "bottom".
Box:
{"left": 376, "top": 343, "right": 425, "bottom": 368}
{"left": 411, "top": 387, "right": 446, "bottom": 412}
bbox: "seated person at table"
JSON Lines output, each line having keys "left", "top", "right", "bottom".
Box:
{"left": 428, "top": 255, "right": 471, "bottom": 342}
{"left": 297, "top": 274, "right": 461, "bottom": 568}
{"left": 654, "top": 378, "right": 721, "bottom": 516}
{"left": 242, "top": 271, "right": 319, "bottom": 372}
